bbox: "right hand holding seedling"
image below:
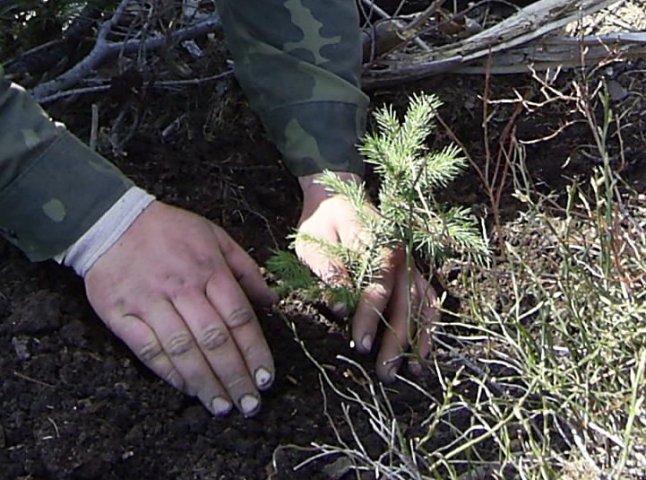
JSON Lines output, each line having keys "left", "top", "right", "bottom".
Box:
{"left": 296, "top": 173, "right": 439, "bottom": 382}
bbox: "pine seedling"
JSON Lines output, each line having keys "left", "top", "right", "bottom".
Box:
{"left": 267, "top": 92, "right": 488, "bottom": 309}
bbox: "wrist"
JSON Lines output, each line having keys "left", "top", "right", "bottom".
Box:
{"left": 56, "top": 187, "right": 156, "bottom": 277}
{"left": 297, "top": 172, "right": 363, "bottom": 224}
{"left": 298, "top": 171, "right": 362, "bottom": 202}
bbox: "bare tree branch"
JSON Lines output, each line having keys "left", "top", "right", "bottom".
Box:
{"left": 37, "top": 70, "right": 234, "bottom": 105}
{"left": 31, "top": 0, "right": 222, "bottom": 102}
{"left": 5, "top": 1, "right": 110, "bottom": 78}
{"left": 360, "top": 0, "right": 435, "bottom": 56}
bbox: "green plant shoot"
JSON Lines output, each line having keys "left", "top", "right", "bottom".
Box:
{"left": 267, "top": 93, "right": 488, "bottom": 310}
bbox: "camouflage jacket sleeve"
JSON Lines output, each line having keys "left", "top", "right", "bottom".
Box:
{"left": 0, "top": 68, "right": 133, "bottom": 261}
{"left": 217, "top": 0, "right": 369, "bottom": 177}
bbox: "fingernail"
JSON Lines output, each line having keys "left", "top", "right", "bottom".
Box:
{"left": 361, "top": 334, "right": 372, "bottom": 353}
{"left": 212, "top": 397, "right": 233, "bottom": 416}
{"left": 331, "top": 302, "right": 349, "bottom": 317}
{"left": 384, "top": 358, "right": 402, "bottom": 382}
{"left": 240, "top": 394, "right": 260, "bottom": 417}
{"left": 255, "top": 367, "right": 273, "bottom": 389}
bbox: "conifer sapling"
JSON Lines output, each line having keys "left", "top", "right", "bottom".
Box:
{"left": 266, "top": 93, "right": 488, "bottom": 314}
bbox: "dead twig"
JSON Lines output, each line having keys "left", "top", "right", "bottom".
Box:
{"left": 90, "top": 103, "right": 99, "bottom": 151}
{"left": 31, "top": 0, "right": 222, "bottom": 102}
{"left": 37, "top": 70, "right": 233, "bottom": 104}
{"left": 13, "top": 370, "right": 54, "bottom": 388}
{"left": 360, "top": 0, "right": 434, "bottom": 57}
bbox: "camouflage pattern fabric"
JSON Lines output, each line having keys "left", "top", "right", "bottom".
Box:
{"left": 0, "top": 1, "right": 368, "bottom": 261}
{"left": 217, "top": 0, "right": 369, "bottom": 176}
{"left": 0, "top": 73, "right": 133, "bottom": 261}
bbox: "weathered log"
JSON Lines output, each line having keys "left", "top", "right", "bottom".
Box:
{"left": 362, "top": 0, "right": 634, "bottom": 87}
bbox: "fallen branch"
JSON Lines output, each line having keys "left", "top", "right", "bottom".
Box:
{"left": 29, "top": 0, "right": 642, "bottom": 100}
{"left": 456, "top": 31, "right": 646, "bottom": 74}
{"left": 31, "top": 0, "right": 222, "bottom": 102}
{"left": 37, "top": 70, "right": 234, "bottom": 105}
{"left": 5, "top": 0, "right": 111, "bottom": 78}
{"left": 360, "top": 0, "right": 435, "bottom": 57}
{"left": 364, "top": 31, "right": 646, "bottom": 86}
{"left": 362, "top": 0, "right": 631, "bottom": 87}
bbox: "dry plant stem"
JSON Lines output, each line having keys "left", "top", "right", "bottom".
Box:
{"left": 31, "top": 0, "right": 222, "bottom": 101}
{"left": 13, "top": 370, "right": 54, "bottom": 388}
{"left": 458, "top": 53, "right": 522, "bottom": 255}
{"left": 276, "top": 309, "right": 423, "bottom": 478}
{"left": 405, "top": 0, "right": 446, "bottom": 33}
{"left": 90, "top": 103, "right": 99, "bottom": 151}
{"left": 37, "top": 85, "right": 111, "bottom": 105}
{"left": 38, "top": 71, "right": 233, "bottom": 105}
{"left": 431, "top": 335, "right": 505, "bottom": 397}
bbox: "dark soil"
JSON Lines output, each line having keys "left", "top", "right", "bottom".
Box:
{"left": 1, "top": 57, "right": 645, "bottom": 479}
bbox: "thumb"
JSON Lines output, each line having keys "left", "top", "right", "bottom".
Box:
{"left": 294, "top": 229, "right": 352, "bottom": 316}
{"left": 294, "top": 230, "right": 349, "bottom": 285}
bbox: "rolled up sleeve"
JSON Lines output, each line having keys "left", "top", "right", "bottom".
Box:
{"left": 216, "top": 0, "right": 369, "bottom": 177}
{"left": 0, "top": 69, "right": 132, "bottom": 261}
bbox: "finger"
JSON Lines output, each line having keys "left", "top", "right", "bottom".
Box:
{"left": 294, "top": 230, "right": 350, "bottom": 287}
{"left": 414, "top": 272, "right": 438, "bottom": 361}
{"left": 105, "top": 313, "right": 186, "bottom": 393}
{"left": 205, "top": 270, "right": 275, "bottom": 401}
{"left": 351, "top": 248, "right": 401, "bottom": 354}
{"left": 213, "top": 226, "right": 278, "bottom": 307}
{"left": 144, "top": 300, "right": 233, "bottom": 416}
{"left": 295, "top": 228, "right": 353, "bottom": 317}
{"left": 174, "top": 289, "right": 264, "bottom": 418}
{"left": 375, "top": 261, "right": 416, "bottom": 382}
{"left": 336, "top": 212, "right": 374, "bottom": 251}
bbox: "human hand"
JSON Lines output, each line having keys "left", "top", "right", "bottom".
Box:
{"left": 84, "top": 202, "right": 277, "bottom": 417}
{"left": 296, "top": 173, "right": 438, "bottom": 382}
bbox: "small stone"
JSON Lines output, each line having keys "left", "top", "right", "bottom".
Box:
{"left": 607, "top": 80, "right": 629, "bottom": 102}
{"left": 11, "top": 336, "right": 30, "bottom": 360}
{"left": 323, "top": 456, "right": 354, "bottom": 480}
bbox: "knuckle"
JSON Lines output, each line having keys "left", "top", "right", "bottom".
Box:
{"left": 108, "top": 296, "right": 127, "bottom": 314}
{"left": 198, "top": 325, "right": 230, "bottom": 351}
{"left": 367, "top": 283, "right": 389, "bottom": 302}
{"left": 223, "top": 375, "right": 247, "bottom": 393}
{"left": 138, "top": 339, "right": 164, "bottom": 363}
{"left": 226, "top": 307, "right": 254, "bottom": 329}
{"left": 165, "top": 369, "right": 185, "bottom": 391}
{"left": 166, "top": 277, "right": 192, "bottom": 300}
{"left": 165, "top": 274, "right": 187, "bottom": 288}
{"left": 240, "top": 341, "right": 262, "bottom": 359}
{"left": 194, "top": 253, "right": 217, "bottom": 272}
{"left": 164, "top": 332, "right": 195, "bottom": 357}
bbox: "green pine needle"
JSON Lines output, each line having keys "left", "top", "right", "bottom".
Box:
{"left": 268, "top": 92, "right": 489, "bottom": 310}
